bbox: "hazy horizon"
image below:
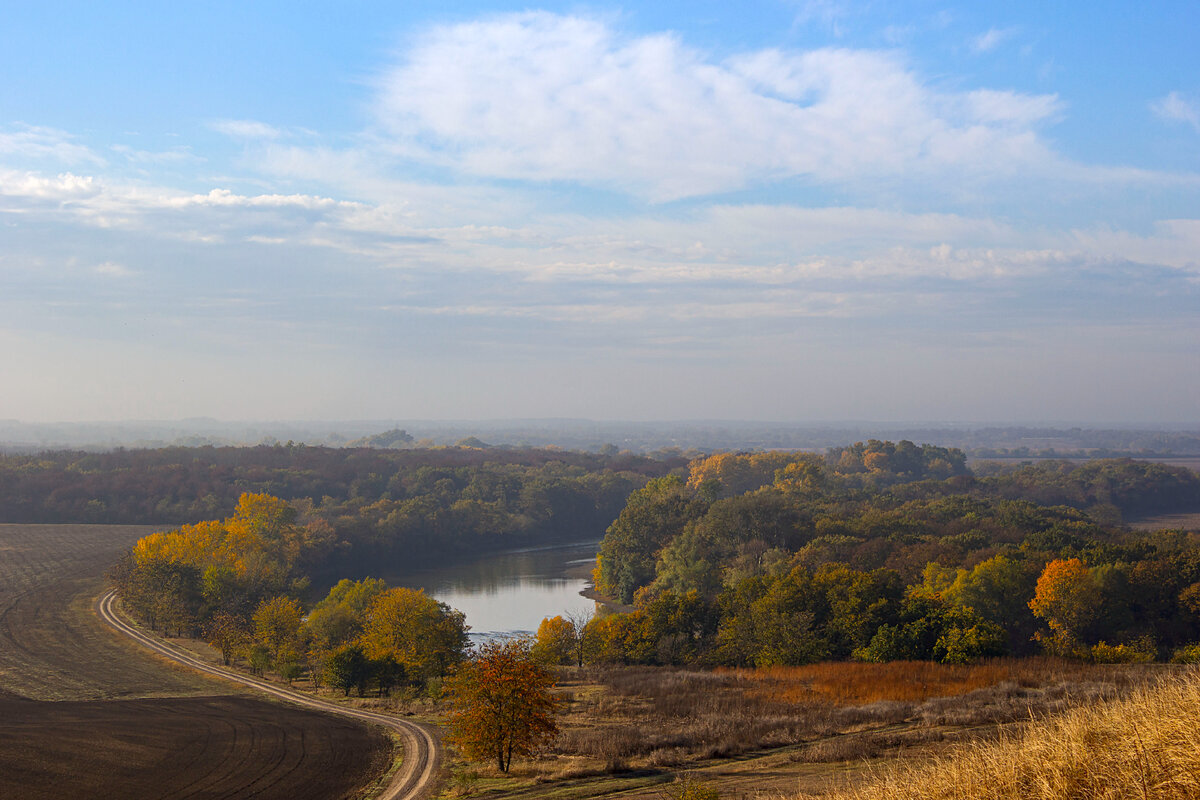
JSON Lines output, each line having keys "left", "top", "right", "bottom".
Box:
{"left": 3, "top": 2, "right": 1197, "bottom": 423}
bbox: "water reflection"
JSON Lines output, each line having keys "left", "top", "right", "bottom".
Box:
{"left": 384, "top": 541, "right": 600, "bottom": 637}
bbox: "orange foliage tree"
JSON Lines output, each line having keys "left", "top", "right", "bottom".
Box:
{"left": 444, "top": 639, "right": 560, "bottom": 772}
{"left": 1028, "top": 558, "right": 1100, "bottom": 655}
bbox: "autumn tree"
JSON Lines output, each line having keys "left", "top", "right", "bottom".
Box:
{"left": 444, "top": 639, "right": 560, "bottom": 773}
{"left": 1029, "top": 558, "right": 1101, "bottom": 655}
{"left": 359, "top": 587, "right": 468, "bottom": 681}
{"left": 532, "top": 615, "right": 576, "bottom": 665}
{"left": 566, "top": 610, "right": 593, "bottom": 667}
{"left": 307, "top": 577, "right": 388, "bottom": 651}
{"left": 204, "top": 611, "right": 251, "bottom": 666}
{"left": 253, "top": 595, "right": 304, "bottom": 672}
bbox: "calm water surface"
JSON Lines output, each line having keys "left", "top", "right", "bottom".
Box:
{"left": 385, "top": 540, "right": 600, "bottom": 637}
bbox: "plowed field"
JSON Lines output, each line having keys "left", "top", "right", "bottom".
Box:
{"left": 0, "top": 523, "right": 391, "bottom": 800}
{"left": 0, "top": 694, "right": 390, "bottom": 800}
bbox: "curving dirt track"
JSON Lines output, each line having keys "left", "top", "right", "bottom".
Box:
{"left": 0, "top": 523, "right": 397, "bottom": 800}
{"left": 98, "top": 589, "right": 442, "bottom": 800}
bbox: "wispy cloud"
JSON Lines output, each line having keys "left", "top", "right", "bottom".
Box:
{"left": 110, "top": 144, "right": 198, "bottom": 165}
{"left": 94, "top": 261, "right": 135, "bottom": 278}
{"left": 1152, "top": 91, "right": 1200, "bottom": 132}
{"left": 971, "top": 27, "right": 1017, "bottom": 53}
{"left": 374, "top": 13, "right": 1062, "bottom": 200}
{"left": 0, "top": 125, "right": 105, "bottom": 166}
{"left": 209, "top": 119, "right": 283, "bottom": 140}
{"left": 790, "top": 0, "right": 851, "bottom": 33}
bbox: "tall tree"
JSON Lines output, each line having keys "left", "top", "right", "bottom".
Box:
{"left": 1028, "top": 558, "right": 1101, "bottom": 655}
{"left": 359, "top": 587, "right": 468, "bottom": 681}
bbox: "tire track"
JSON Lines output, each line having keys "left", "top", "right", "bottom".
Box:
{"left": 96, "top": 590, "right": 440, "bottom": 800}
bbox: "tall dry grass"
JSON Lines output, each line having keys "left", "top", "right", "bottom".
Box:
{"left": 728, "top": 658, "right": 1146, "bottom": 705}
{"left": 803, "top": 669, "right": 1200, "bottom": 800}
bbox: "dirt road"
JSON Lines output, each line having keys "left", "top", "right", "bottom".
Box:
{"left": 97, "top": 589, "right": 442, "bottom": 800}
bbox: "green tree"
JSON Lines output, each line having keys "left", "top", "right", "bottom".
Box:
{"left": 325, "top": 643, "right": 372, "bottom": 696}
{"left": 595, "top": 476, "right": 706, "bottom": 604}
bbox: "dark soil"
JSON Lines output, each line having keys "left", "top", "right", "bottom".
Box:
{"left": 0, "top": 694, "right": 390, "bottom": 800}
{"left": 0, "top": 523, "right": 393, "bottom": 799}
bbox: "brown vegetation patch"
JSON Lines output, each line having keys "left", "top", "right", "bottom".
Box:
{"left": 1129, "top": 511, "right": 1200, "bottom": 531}
{"left": 450, "top": 661, "right": 1171, "bottom": 800}
{"left": 724, "top": 657, "right": 1131, "bottom": 706}
{"left": 0, "top": 695, "right": 390, "bottom": 800}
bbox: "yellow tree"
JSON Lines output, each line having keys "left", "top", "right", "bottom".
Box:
{"left": 532, "top": 615, "right": 575, "bottom": 665}
{"left": 445, "top": 639, "right": 560, "bottom": 773}
{"left": 253, "top": 595, "right": 304, "bottom": 670}
{"left": 359, "top": 587, "right": 468, "bottom": 680}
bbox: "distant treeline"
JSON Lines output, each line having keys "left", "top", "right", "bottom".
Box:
{"left": 0, "top": 444, "right": 673, "bottom": 577}
{"left": 583, "top": 445, "right": 1200, "bottom": 667}
{"left": 31, "top": 437, "right": 1200, "bottom": 673}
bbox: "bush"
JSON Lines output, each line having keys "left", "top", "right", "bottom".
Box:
{"left": 1090, "top": 640, "right": 1154, "bottom": 664}
{"left": 1170, "top": 643, "right": 1200, "bottom": 664}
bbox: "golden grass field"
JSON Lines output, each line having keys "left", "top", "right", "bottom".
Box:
{"left": 802, "top": 668, "right": 1200, "bottom": 800}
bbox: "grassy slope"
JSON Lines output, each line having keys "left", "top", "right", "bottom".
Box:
{"left": 804, "top": 669, "right": 1200, "bottom": 800}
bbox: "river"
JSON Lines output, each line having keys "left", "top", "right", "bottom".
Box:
{"left": 383, "top": 540, "right": 600, "bottom": 638}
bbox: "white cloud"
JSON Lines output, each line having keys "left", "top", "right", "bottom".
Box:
{"left": 971, "top": 27, "right": 1016, "bottom": 53}
{"left": 1151, "top": 91, "right": 1200, "bottom": 132}
{"left": 375, "top": 13, "right": 1063, "bottom": 200}
{"left": 209, "top": 119, "right": 283, "bottom": 140}
{"left": 0, "top": 125, "right": 104, "bottom": 166}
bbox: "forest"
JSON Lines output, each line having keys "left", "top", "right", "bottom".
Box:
{"left": 9, "top": 439, "right": 1200, "bottom": 688}
{"left": 0, "top": 443, "right": 669, "bottom": 578}
{"left": 582, "top": 443, "right": 1200, "bottom": 668}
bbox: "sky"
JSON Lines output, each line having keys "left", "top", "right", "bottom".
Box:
{"left": 2, "top": 0, "right": 1198, "bottom": 424}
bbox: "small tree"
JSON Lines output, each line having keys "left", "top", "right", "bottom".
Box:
{"left": 325, "top": 643, "right": 372, "bottom": 696}
{"left": 444, "top": 639, "right": 560, "bottom": 773}
{"left": 204, "top": 611, "right": 251, "bottom": 666}
{"left": 567, "top": 610, "right": 593, "bottom": 667}
{"left": 253, "top": 595, "right": 304, "bottom": 673}
{"left": 533, "top": 616, "right": 575, "bottom": 665}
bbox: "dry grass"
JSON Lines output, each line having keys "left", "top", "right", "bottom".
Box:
{"left": 445, "top": 661, "right": 1175, "bottom": 799}
{"left": 541, "top": 661, "right": 1163, "bottom": 775}
{"left": 725, "top": 658, "right": 1121, "bottom": 706}
{"left": 802, "top": 669, "right": 1200, "bottom": 800}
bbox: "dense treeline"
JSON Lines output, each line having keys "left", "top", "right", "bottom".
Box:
{"left": 977, "top": 458, "right": 1200, "bottom": 520}
{"left": 0, "top": 444, "right": 668, "bottom": 576}
{"left": 581, "top": 444, "right": 1200, "bottom": 668}
{"left": 111, "top": 493, "right": 471, "bottom": 693}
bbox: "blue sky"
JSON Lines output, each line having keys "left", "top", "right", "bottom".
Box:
{"left": 2, "top": 1, "right": 1197, "bottom": 423}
